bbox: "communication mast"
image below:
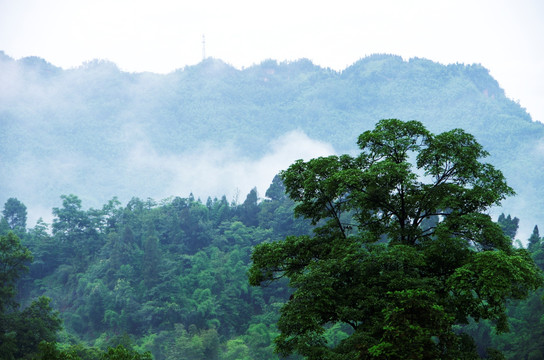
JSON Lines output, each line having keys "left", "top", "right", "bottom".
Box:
{"left": 202, "top": 35, "right": 206, "bottom": 61}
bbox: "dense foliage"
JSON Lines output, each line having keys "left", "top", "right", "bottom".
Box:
{"left": 1, "top": 174, "right": 544, "bottom": 359}
{"left": 1, "top": 118, "right": 543, "bottom": 360}
{"left": 249, "top": 120, "right": 543, "bottom": 359}
{"left": 0, "top": 182, "right": 311, "bottom": 359}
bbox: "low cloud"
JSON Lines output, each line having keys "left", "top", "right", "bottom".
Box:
{"left": 124, "top": 128, "right": 335, "bottom": 203}
{"left": 3, "top": 129, "right": 335, "bottom": 228}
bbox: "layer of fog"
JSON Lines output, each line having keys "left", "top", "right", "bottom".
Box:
{"left": 2, "top": 124, "right": 538, "bottom": 243}
{"left": 2, "top": 129, "right": 335, "bottom": 229}
{"left": 122, "top": 127, "right": 335, "bottom": 204}
{"left": 1, "top": 53, "right": 540, "bottom": 243}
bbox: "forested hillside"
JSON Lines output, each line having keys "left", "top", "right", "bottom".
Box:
{"left": 1, "top": 179, "right": 311, "bottom": 359}
{"left": 2, "top": 178, "right": 544, "bottom": 359}
{"left": 2, "top": 51, "right": 544, "bottom": 359}
{"left": 1, "top": 51, "right": 543, "bottom": 237}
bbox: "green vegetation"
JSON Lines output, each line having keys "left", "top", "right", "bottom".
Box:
{"left": 1, "top": 186, "right": 309, "bottom": 359}
{"left": 249, "top": 119, "right": 542, "bottom": 359}
{"left": 1, "top": 114, "right": 544, "bottom": 359}
{"left": 0, "top": 231, "right": 62, "bottom": 359}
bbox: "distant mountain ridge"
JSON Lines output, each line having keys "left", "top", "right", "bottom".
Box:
{"left": 1, "top": 51, "right": 542, "bottom": 239}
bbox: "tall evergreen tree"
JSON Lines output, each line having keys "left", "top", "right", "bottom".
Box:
{"left": 528, "top": 225, "right": 541, "bottom": 252}
{"left": 240, "top": 187, "right": 260, "bottom": 227}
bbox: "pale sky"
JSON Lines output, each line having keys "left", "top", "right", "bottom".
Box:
{"left": 1, "top": 0, "right": 543, "bottom": 122}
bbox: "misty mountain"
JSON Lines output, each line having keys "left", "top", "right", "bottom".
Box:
{"left": 1, "top": 51, "right": 542, "bottom": 237}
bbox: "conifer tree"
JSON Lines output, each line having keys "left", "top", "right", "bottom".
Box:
{"left": 528, "top": 225, "right": 541, "bottom": 252}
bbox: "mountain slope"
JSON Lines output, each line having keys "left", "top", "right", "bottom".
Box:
{"left": 1, "top": 52, "right": 542, "bottom": 237}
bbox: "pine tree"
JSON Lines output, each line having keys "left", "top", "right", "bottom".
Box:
{"left": 528, "top": 225, "right": 541, "bottom": 252}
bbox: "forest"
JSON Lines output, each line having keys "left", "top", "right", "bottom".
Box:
{"left": 2, "top": 53, "right": 544, "bottom": 359}
{"left": 1, "top": 120, "right": 544, "bottom": 359}
{"left": 1, "top": 178, "right": 305, "bottom": 359}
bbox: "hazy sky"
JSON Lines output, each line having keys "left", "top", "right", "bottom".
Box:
{"left": 0, "top": 0, "right": 543, "bottom": 122}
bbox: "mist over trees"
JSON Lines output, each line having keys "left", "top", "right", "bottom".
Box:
{"left": 2, "top": 50, "right": 544, "bottom": 359}
{"left": 1, "top": 51, "right": 543, "bottom": 238}
{"left": 1, "top": 151, "right": 544, "bottom": 359}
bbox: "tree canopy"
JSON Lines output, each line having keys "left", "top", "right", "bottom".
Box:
{"left": 0, "top": 232, "right": 62, "bottom": 359}
{"left": 2, "top": 198, "right": 27, "bottom": 231}
{"left": 0, "top": 232, "right": 33, "bottom": 312}
{"left": 248, "top": 119, "right": 543, "bottom": 359}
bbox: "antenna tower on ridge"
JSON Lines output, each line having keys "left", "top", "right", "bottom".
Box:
{"left": 202, "top": 35, "right": 206, "bottom": 61}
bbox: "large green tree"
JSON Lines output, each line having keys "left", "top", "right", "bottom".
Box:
{"left": 248, "top": 119, "right": 543, "bottom": 359}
